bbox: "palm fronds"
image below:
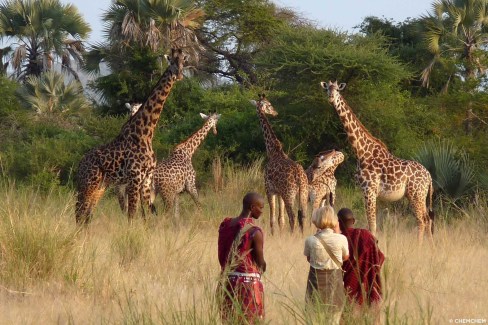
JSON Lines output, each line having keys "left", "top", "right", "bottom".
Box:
{"left": 415, "top": 139, "right": 477, "bottom": 203}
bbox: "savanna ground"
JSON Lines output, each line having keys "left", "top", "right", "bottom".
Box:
{"left": 0, "top": 161, "right": 487, "bottom": 324}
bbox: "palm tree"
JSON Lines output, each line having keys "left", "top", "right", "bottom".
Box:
{"left": 103, "top": 0, "right": 204, "bottom": 54}
{"left": 16, "top": 70, "right": 88, "bottom": 114}
{"left": 84, "top": 0, "right": 204, "bottom": 113}
{"left": 420, "top": 0, "right": 488, "bottom": 90}
{"left": 0, "top": 0, "right": 91, "bottom": 81}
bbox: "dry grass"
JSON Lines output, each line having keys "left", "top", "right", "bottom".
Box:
{"left": 0, "top": 164, "right": 486, "bottom": 324}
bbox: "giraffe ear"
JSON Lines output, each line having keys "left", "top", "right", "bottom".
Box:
{"left": 125, "top": 103, "right": 131, "bottom": 109}
{"left": 199, "top": 113, "right": 209, "bottom": 119}
{"left": 164, "top": 54, "right": 171, "bottom": 64}
{"left": 250, "top": 100, "right": 257, "bottom": 106}
{"left": 338, "top": 83, "right": 346, "bottom": 90}
{"left": 320, "top": 81, "right": 327, "bottom": 89}
{"left": 216, "top": 113, "right": 222, "bottom": 120}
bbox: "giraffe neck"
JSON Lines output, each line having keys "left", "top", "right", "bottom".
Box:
{"left": 122, "top": 67, "right": 177, "bottom": 142}
{"left": 174, "top": 120, "right": 214, "bottom": 157}
{"left": 256, "top": 109, "right": 286, "bottom": 159}
{"left": 332, "top": 95, "right": 389, "bottom": 160}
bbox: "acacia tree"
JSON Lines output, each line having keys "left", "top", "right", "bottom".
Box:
{"left": 0, "top": 0, "right": 90, "bottom": 81}
{"left": 195, "top": 0, "right": 304, "bottom": 86}
{"left": 421, "top": 0, "right": 488, "bottom": 91}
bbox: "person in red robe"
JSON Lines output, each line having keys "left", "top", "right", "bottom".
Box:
{"left": 217, "top": 192, "right": 266, "bottom": 324}
{"left": 337, "top": 208, "right": 385, "bottom": 307}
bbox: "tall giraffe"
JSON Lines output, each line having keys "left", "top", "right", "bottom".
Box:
{"left": 149, "top": 112, "right": 221, "bottom": 219}
{"left": 320, "top": 81, "right": 434, "bottom": 242}
{"left": 75, "top": 49, "right": 188, "bottom": 224}
{"left": 306, "top": 149, "right": 344, "bottom": 210}
{"left": 251, "top": 94, "right": 308, "bottom": 234}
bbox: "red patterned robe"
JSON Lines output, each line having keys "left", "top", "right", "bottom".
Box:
{"left": 342, "top": 228, "right": 385, "bottom": 306}
{"left": 218, "top": 217, "right": 264, "bottom": 323}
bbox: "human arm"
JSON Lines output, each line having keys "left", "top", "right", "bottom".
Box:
{"left": 251, "top": 229, "right": 266, "bottom": 273}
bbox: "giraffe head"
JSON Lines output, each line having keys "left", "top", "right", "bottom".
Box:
{"left": 250, "top": 94, "right": 278, "bottom": 116}
{"left": 199, "top": 112, "right": 221, "bottom": 135}
{"left": 307, "top": 149, "right": 345, "bottom": 182}
{"left": 125, "top": 102, "right": 142, "bottom": 116}
{"left": 320, "top": 81, "right": 346, "bottom": 104}
{"left": 164, "top": 48, "right": 188, "bottom": 81}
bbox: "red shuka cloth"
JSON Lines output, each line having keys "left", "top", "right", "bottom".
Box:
{"left": 217, "top": 217, "right": 264, "bottom": 323}
{"left": 342, "top": 228, "right": 385, "bottom": 306}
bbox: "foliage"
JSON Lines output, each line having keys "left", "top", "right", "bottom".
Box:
{"left": 419, "top": 0, "right": 488, "bottom": 92}
{"left": 85, "top": 45, "right": 164, "bottom": 113}
{"left": 84, "top": 0, "right": 204, "bottom": 113}
{"left": 16, "top": 70, "right": 88, "bottom": 114}
{"left": 257, "top": 26, "right": 412, "bottom": 92}
{"left": 102, "top": 0, "right": 204, "bottom": 53}
{"left": 195, "top": 0, "right": 303, "bottom": 86}
{"left": 415, "top": 140, "right": 477, "bottom": 203}
{"left": 0, "top": 0, "right": 90, "bottom": 81}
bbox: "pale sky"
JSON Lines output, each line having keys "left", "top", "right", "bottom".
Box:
{"left": 65, "top": 0, "right": 434, "bottom": 44}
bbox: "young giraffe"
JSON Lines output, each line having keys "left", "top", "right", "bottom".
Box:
{"left": 251, "top": 94, "right": 308, "bottom": 234}
{"left": 149, "top": 112, "right": 221, "bottom": 219}
{"left": 306, "top": 149, "right": 344, "bottom": 210}
{"left": 320, "top": 81, "right": 434, "bottom": 242}
{"left": 75, "top": 49, "right": 188, "bottom": 224}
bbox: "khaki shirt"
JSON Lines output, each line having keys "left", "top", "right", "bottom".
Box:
{"left": 304, "top": 228, "right": 349, "bottom": 270}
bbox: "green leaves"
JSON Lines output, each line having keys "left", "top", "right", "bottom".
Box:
{"left": 415, "top": 140, "right": 477, "bottom": 202}
{"left": 16, "top": 70, "right": 88, "bottom": 115}
{"left": 0, "top": 0, "right": 90, "bottom": 81}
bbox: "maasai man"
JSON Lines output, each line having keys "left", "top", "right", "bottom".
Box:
{"left": 217, "top": 192, "right": 266, "bottom": 324}
{"left": 337, "top": 208, "right": 385, "bottom": 306}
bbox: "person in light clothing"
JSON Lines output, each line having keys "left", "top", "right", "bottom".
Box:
{"left": 304, "top": 206, "right": 349, "bottom": 324}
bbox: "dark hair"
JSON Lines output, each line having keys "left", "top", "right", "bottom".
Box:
{"left": 243, "top": 192, "right": 263, "bottom": 209}
{"left": 337, "top": 207, "right": 355, "bottom": 222}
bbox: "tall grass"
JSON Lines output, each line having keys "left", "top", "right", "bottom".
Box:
{"left": 0, "top": 164, "right": 486, "bottom": 324}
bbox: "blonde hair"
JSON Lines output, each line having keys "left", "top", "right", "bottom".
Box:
{"left": 312, "top": 206, "right": 338, "bottom": 230}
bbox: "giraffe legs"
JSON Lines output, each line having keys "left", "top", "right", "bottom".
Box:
{"left": 283, "top": 200, "right": 296, "bottom": 233}
{"left": 267, "top": 193, "right": 276, "bottom": 235}
{"left": 278, "top": 196, "right": 285, "bottom": 230}
{"left": 116, "top": 185, "right": 128, "bottom": 213}
{"left": 75, "top": 167, "right": 106, "bottom": 224}
{"left": 363, "top": 190, "right": 378, "bottom": 237}
{"left": 408, "top": 193, "right": 434, "bottom": 246}
{"left": 186, "top": 180, "right": 202, "bottom": 210}
{"left": 126, "top": 182, "right": 143, "bottom": 222}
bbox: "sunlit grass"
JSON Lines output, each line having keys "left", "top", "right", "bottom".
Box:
{"left": 0, "top": 164, "right": 486, "bottom": 324}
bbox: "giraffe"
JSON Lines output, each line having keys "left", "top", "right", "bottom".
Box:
{"left": 115, "top": 102, "right": 144, "bottom": 213}
{"left": 149, "top": 112, "right": 221, "bottom": 219}
{"left": 306, "top": 149, "right": 344, "bottom": 210}
{"left": 125, "top": 102, "right": 142, "bottom": 116}
{"left": 75, "top": 49, "right": 188, "bottom": 224}
{"left": 320, "top": 81, "right": 434, "bottom": 242}
{"left": 251, "top": 94, "right": 308, "bottom": 234}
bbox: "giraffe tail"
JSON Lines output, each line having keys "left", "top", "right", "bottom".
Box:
{"left": 428, "top": 180, "right": 435, "bottom": 234}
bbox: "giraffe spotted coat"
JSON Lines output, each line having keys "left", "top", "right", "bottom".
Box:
{"left": 306, "top": 149, "right": 344, "bottom": 210}
{"left": 320, "top": 81, "right": 434, "bottom": 243}
{"left": 252, "top": 95, "right": 308, "bottom": 234}
{"left": 150, "top": 113, "right": 221, "bottom": 218}
{"left": 75, "top": 49, "right": 187, "bottom": 224}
